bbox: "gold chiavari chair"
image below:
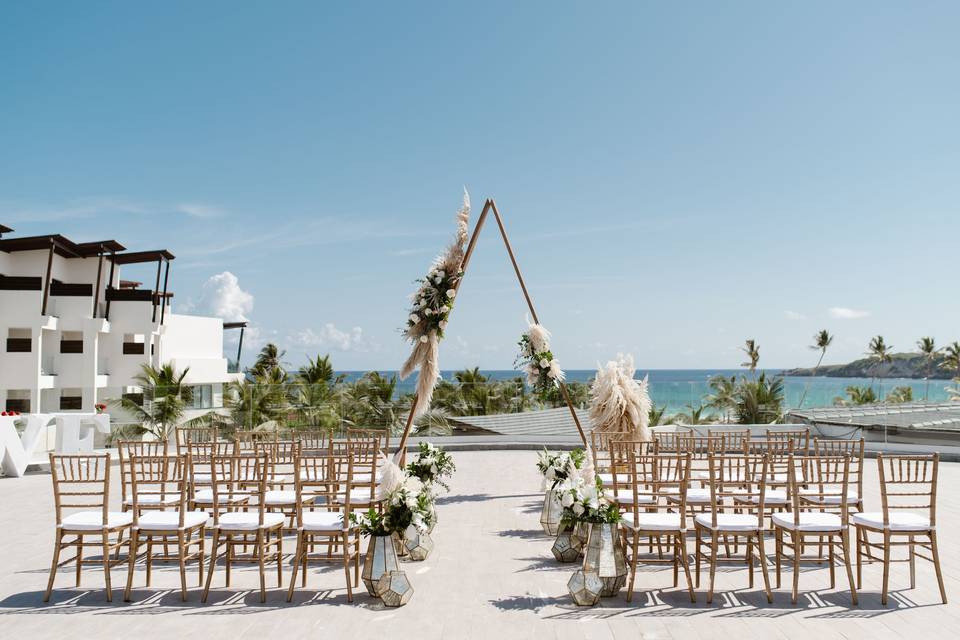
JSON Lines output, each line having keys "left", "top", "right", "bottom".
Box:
{"left": 175, "top": 426, "right": 217, "bottom": 456}
{"left": 255, "top": 439, "right": 314, "bottom": 528}
{"left": 331, "top": 437, "right": 383, "bottom": 509}
{"left": 852, "top": 453, "right": 946, "bottom": 604}
{"left": 608, "top": 439, "right": 656, "bottom": 505}
{"left": 773, "top": 454, "right": 857, "bottom": 605}
{"left": 296, "top": 429, "right": 333, "bottom": 451}
{"left": 202, "top": 453, "right": 285, "bottom": 603}
{"left": 708, "top": 428, "right": 750, "bottom": 454}
{"left": 694, "top": 453, "right": 773, "bottom": 604}
{"left": 118, "top": 440, "right": 175, "bottom": 514}
{"left": 186, "top": 440, "right": 246, "bottom": 512}
{"left": 590, "top": 429, "right": 620, "bottom": 485}
{"left": 766, "top": 427, "right": 810, "bottom": 455}
{"left": 621, "top": 451, "right": 696, "bottom": 603}
{"left": 44, "top": 453, "right": 132, "bottom": 602}
{"left": 287, "top": 448, "right": 363, "bottom": 602}
{"left": 741, "top": 439, "right": 794, "bottom": 525}
{"left": 653, "top": 430, "right": 692, "bottom": 455}
{"left": 123, "top": 454, "right": 208, "bottom": 601}
{"left": 809, "top": 438, "right": 865, "bottom": 512}
{"left": 235, "top": 428, "right": 279, "bottom": 451}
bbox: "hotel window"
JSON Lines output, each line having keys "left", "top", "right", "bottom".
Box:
{"left": 189, "top": 384, "right": 214, "bottom": 410}
{"left": 60, "top": 331, "right": 83, "bottom": 354}
{"left": 5, "top": 390, "right": 30, "bottom": 413}
{"left": 6, "top": 328, "right": 31, "bottom": 353}
{"left": 59, "top": 389, "right": 83, "bottom": 411}
{"left": 123, "top": 333, "right": 146, "bottom": 355}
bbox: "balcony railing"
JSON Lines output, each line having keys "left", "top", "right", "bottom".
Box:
{"left": 0, "top": 276, "right": 42, "bottom": 291}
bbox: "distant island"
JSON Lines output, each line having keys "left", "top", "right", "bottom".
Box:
{"left": 784, "top": 352, "right": 953, "bottom": 379}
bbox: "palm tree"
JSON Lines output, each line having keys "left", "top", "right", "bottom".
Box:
{"left": 867, "top": 335, "right": 893, "bottom": 400}
{"left": 250, "top": 343, "right": 285, "bottom": 377}
{"left": 674, "top": 403, "right": 714, "bottom": 425}
{"left": 886, "top": 386, "right": 914, "bottom": 404}
{"left": 648, "top": 404, "right": 667, "bottom": 427}
{"left": 798, "top": 330, "right": 833, "bottom": 409}
{"left": 741, "top": 339, "right": 760, "bottom": 377}
{"left": 115, "top": 363, "right": 193, "bottom": 440}
{"left": 917, "top": 337, "right": 938, "bottom": 401}
{"left": 297, "top": 354, "right": 341, "bottom": 385}
{"left": 705, "top": 375, "right": 737, "bottom": 422}
{"left": 733, "top": 372, "right": 784, "bottom": 424}
{"left": 834, "top": 385, "right": 877, "bottom": 406}
{"left": 941, "top": 341, "right": 960, "bottom": 398}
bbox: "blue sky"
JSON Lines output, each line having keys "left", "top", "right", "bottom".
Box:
{"left": 2, "top": 2, "right": 958, "bottom": 371}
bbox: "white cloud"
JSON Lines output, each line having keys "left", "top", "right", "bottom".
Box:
{"left": 828, "top": 307, "right": 870, "bottom": 320}
{"left": 176, "top": 203, "right": 225, "bottom": 219}
{"left": 195, "top": 271, "right": 254, "bottom": 322}
{"left": 289, "top": 323, "right": 374, "bottom": 352}
{"left": 784, "top": 310, "right": 805, "bottom": 321}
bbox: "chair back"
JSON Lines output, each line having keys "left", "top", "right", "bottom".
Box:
{"left": 608, "top": 439, "right": 655, "bottom": 503}
{"left": 788, "top": 453, "right": 851, "bottom": 525}
{"left": 705, "top": 453, "right": 768, "bottom": 529}
{"left": 628, "top": 451, "right": 690, "bottom": 518}
{"left": 814, "top": 438, "right": 864, "bottom": 501}
{"left": 653, "top": 430, "right": 692, "bottom": 454}
{"left": 254, "top": 439, "right": 301, "bottom": 488}
{"left": 347, "top": 428, "right": 390, "bottom": 454}
{"left": 294, "top": 430, "right": 333, "bottom": 452}
{"left": 235, "top": 429, "right": 278, "bottom": 450}
{"left": 292, "top": 449, "right": 361, "bottom": 531}
{"left": 48, "top": 453, "right": 111, "bottom": 527}
{"left": 205, "top": 453, "right": 269, "bottom": 527}
{"left": 685, "top": 435, "right": 719, "bottom": 480}
{"left": 331, "top": 439, "right": 381, "bottom": 507}
{"left": 766, "top": 427, "right": 810, "bottom": 454}
{"left": 877, "top": 453, "right": 939, "bottom": 528}
{"left": 707, "top": 428, "right": 750, "bottom": 453}
{"left": 175, "top": 427, "right": 218, "bottom": 454}
{"left": 745, "top": 438, "right": 793, "bottom": 488}
{"left": 117, "top": 440, "right": 168, "bottom": 506}
{"left": 128, "top": 454, "right": 189, "bottom": 526}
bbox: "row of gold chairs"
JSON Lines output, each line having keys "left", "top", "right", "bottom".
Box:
{"left": 44, "top": 437, "right": 384, "bottom": 604}
{"left": 596, "top": 440, "right": 945, "bottom": 606}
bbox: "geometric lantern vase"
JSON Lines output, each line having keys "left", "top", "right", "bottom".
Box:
{"left": 540, "top": 489, "right": 562, "bottom": 536}
{"left": 402, "top": 524, "right": 434, "bottom": 561}
{"left": 376, "top": 570, "right": 414, "bottom": 607}
{"left": 580, "top": 522, "right": 627, "bottom": 597}
{"left": 362, "top": 535, "right": 400, "bottom": 596}
{"left": 551, "top": 523, "right": 583, "bottom": 563}
{"left": 568, "top": 569, "right": 604, "bottom": 606}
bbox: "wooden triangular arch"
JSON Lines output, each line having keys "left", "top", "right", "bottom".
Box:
{"left": 396, "top": 198, "right": 588, "bottom": 458}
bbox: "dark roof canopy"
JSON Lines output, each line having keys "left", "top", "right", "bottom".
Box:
{"left": 0, "top": 234, "right": 83, "bottom": 257}
{"left": 76, "top": 240, "right": 126, "bottom": 255}
{"left": 223, "top": 321, "right": 248, "bottom": 330}
{"left": 0, "top": 224, "right": 12, "bottom": 235}
{"left": 111, "top": 249, "right": 176, "bottom": 264}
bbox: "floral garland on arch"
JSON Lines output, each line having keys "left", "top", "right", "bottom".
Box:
{"left": 514, "top": 322, "right": 565, "bottom": 399}
{"left": 588, "top": 353, "right": 652, "bottom": 441}
{"left": 399, "top": 191, "right": 471, "bottom": 418}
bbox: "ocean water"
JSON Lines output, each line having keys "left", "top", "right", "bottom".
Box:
{"left": 338, "top": 369, "right": 959, "bottom": 414}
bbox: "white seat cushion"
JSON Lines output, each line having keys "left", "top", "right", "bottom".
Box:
{"left": 216, "top": 512, "right": 285, "bottom": 531}
{"left": 124, "top": 493, "right": 181, "bottom": 507}
{"left": 301, "top": 511, "right": 348, "bottom": 532}
{"left": 772, "top": 512, "right": 842, "bottom": 532}
{"left": 622, "top": 512, "right": 685, "bottom": 531}
{"left": 191, "top": 473, "right": 212, "bottom": 484}
{"left": 137, "top": 510, "right": 209, "bottom": 531}
{"left": 799, "top": 488, "right": 859, "bottom": 505}
{"left": 733, "top": 489, "right": 787, "bottom": 504}
{"left": 666, "top": 488, "right": 713, "bottom": 504}
{"left": 338, "top": 488, "right": 384, "bottom": 503}
{"left": 193, "top": 489, "right": 250, "bottom": 504}
{"left": 695, "top": 512, "right": 761, "bottom": 532}
{"left": 60, "top": 511, "right": 133, "bottom": 531}
{"left": 613, "top": 493, "right": 656, "bottom": 505}
{"left": 851, "top": 511, "right": 932, "bottom": 532}
{"left": 263, "top": 490, "right": 313, "bottom": 506}
{"left": 598, "top": 473, "right": 614, "bottom": 487}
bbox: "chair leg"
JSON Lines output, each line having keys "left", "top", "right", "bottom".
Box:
{"left": 225, "top": 535, "right": 232, "bottom": 588}
{"left": 695, "top": 528, "right": 702, "bottom": 588}
{"left": 774, "top": 527, "right": 782, "bottom": 589}
{"left": 908, "top": 534, "right": 916, "bottom": 589}
{"left": 287, "top": 532, "right": 304, "bottom": 602}
{"left": 256, "top": 530, "right": 267, "bottom": 603}
{"left": 881, "top": 530, "right": 891, "bottom": 606}
{"left": 746, "top": 536, "right": 754, "bottom": 589}
{"left": 202, "top": 531, "right": 220, "bottom": 603}
{"left": 707, "top": 531, "right": 719, "bottom": 604}
{"left": 198, "top": 526, "right": 206, "bottom": 586}
{"left": 756, "top": 530, "right": 773, "bottom": 604}
{"left": 177, "top": 531, "right": 188, "bottom": 602}
{"left": 679, "top": 533, "right": 696, "bottom": 603}
{"left": 841, "top": 529, "right": 857, "bottom": 606}
{"left": 828, "top": 534, "right": 836, "bottom": 589}
{"left": 855, "top": 526, "right": 863, "bottom": 589}
{"left": 102, "top": 532, "right": 113, "bottom": 602}
{"left": 145, "top": 539, "right": 153, "bottom": 587}
{"left": 124, "top": 530, "right": 140, "bottom": 602}
{"left": 626, "top": 532, "right": 639, "bottom": 602}
{"left": 44, "top": 533, "right": 63, "bottom": 602}
{"left": 930, "top": 531, "right": 947, "bottom": 604}
{"left": 342, "top": 532, "right": 353, "bottom": 603}
{"left": 672, "top": 536, "right": 679, "bottom": 588}
{"left": 791, "top": 530, "right": 801, "bottom": 605}
{"left": 276, "top": 529, "right": 283, "bottom": 588}
{"left": 76, "top": 535, "right": 84, "bottom": 587}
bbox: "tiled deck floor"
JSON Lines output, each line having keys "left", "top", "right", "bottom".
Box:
{"left": 1, "top": 451, "right": 958, "bottom": 639}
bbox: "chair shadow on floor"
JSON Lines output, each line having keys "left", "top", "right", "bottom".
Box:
{"left": 496, "top": 528, "right": 550, "bottom": 541}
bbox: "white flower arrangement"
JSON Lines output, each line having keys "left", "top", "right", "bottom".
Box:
{"left": 515, "top": 322, "right": 564, "bottom": 399}
{"left": 399, "top": 191, "right": 471, "bottom": 417}
{"left": 536, "top": 447, "right": 586, "bottom": 490}
{"left": 555, "top": 470, "right": 620, "bottom": 524}
{"left": 407, "top": 441, "right": 456, "bottom": 491}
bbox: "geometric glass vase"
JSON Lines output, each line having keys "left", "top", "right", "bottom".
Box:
{"left": 539, "top": 489, "right": 562, "bottom": 536}
{"left": 362, "top": 534, "right": 400, "bottom": 596}
{"left": 580, "top": 522, "right": 627, "bottom": 597}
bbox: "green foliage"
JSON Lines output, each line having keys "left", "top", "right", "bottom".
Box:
{"left": 648, "top": 403, "right": 667, "bottom": 427}
{"left": 113, "top": 363, "right": 193, "bottom": 440}
{"left": 834, "top": 385, "right": 877, "bottom": 406}
{"left": 886, "top": 386, "right": 914, "bottom": 404}
{"left": 733, "top": 372, "right": 784, "bottom": 424}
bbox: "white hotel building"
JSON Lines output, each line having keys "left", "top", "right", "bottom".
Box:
{"left": 0, "top": 224, "right": 244, "bottom": 421}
